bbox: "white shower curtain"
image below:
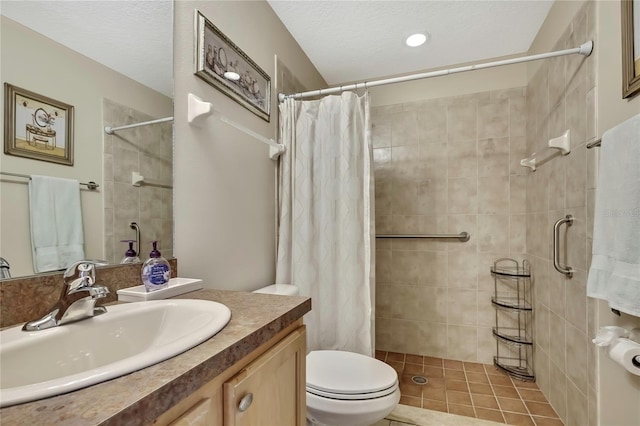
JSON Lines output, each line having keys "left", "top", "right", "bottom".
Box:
{"left": 276, "top": 92, "right": 375, "bottom": 356}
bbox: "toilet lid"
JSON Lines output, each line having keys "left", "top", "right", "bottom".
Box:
{"left": 306, "top": 351, "right": 398, "bottom": 397}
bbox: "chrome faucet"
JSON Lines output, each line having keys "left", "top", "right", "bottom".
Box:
{"left": 22, "top": 260, "right": 110, "bottom": 331}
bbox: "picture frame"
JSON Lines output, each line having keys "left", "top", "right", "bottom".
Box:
{"left": 194, "top": 10, "right": 271, "bottom": 122}
{"left": 4, "top": 83, "right": 74, "bottom": 166}
{"left": 622, "top": 0, "right": 640, "bottom": 98}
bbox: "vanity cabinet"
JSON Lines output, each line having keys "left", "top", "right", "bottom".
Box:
{"left": 156, "top": 322, "right": 306, "bottom": 426}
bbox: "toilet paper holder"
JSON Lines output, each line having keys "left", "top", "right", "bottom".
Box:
{"left": 594, "top": 327, "right": 640, "bottom": 376}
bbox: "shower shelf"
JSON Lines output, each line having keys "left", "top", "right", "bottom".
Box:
{"left": 491, "top": 297, "right": 532, "bottom": 311}
{"left": 491, "top": 258, "right": 535, "bottom": 382}
{"left": 492, "top": 327, "right": 533, "bottom": 347}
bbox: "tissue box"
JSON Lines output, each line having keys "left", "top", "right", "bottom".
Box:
{"left": 117, "top": 278, "right": 204, "bottom": 302}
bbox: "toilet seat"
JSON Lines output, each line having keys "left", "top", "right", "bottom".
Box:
{"left": 306, "top": 350, "right": 398, "bottom": 401}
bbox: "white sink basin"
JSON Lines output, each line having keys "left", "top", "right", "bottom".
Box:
{"left": 0, "top": 299, "right": 231, "bottom": 407}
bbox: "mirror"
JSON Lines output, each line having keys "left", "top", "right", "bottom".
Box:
{"left": 0, "top": 1, "right": 174, "bottom": 278}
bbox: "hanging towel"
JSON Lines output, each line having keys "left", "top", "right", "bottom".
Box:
{"left": 29, "top": 175, "right": 85, "bottom": 273}
{"left": 587, "top": 113, "right": 640, "bottom": 317}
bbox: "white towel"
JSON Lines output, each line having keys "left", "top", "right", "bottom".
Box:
{"left": 29, "top": 175, "right": 85, "bottom": 273}
{"left": 587, "top": 113, "right": 640, "bottom": 316}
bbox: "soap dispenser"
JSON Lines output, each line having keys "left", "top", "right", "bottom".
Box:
{"left": 141, "top": 241, "right": 171, "bottom": 292}
{"left": 120, "top": 240, "right": 141, "bottom": 264}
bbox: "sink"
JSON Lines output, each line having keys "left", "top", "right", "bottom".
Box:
{"left": 0, "top": 299, "right": 231, "bottom": 407}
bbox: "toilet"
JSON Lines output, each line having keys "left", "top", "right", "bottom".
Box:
{"left": 253, "top": 284, "right": 400, "bottom": 426}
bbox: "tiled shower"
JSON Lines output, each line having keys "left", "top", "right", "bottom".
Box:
{"left": 373, "top": 86, "right": 528, "bottom": 364}
{"left": 373, "top": 3, "right": 597, "bottom": 424}
{"left": 102, "top": 98, "right": 174, "bottom": 264}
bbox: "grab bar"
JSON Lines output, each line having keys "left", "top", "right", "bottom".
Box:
{"left": 376, "top": 232, "right": 470, "bottom": 242}
{"left": 553, "top": 215, "right": 573, "bottom": 277}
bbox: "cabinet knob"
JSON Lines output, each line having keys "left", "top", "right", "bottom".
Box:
{"left": 238, "top": 393, "right": 253, "bottom": 412}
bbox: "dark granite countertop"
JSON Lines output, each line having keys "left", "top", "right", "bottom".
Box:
{"left": 0, "top": 289, "right": 311, "bottom": 425}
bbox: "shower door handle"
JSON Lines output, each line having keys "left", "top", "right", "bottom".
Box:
{"left": 553, "top": 215, "right": 573, "bottom": 278}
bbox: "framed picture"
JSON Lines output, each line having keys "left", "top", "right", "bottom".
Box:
{"left": 194, "top": 10, "right": 271, "bottom": 122}
{"left": 4, "top": 83, "right": 74, "bottom": 166}
{"left": 622, "top": 0, "right": 640, "bottom": 98}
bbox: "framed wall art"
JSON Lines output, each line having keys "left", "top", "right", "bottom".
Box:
{"left": 4, "top": 83, "right": 74, "bottom": 166}
{"left": 622, "top": 0, "right": 640, "bottom": 98}
{"left": 194, "top": 10, "right": 271, "bottom": 122}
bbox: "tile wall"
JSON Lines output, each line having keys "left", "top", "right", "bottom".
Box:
{"left": 524, "top": 2, "right": 598, "bottom": 425}
{"left": 103, "top": 99, "right": 174, "bottom": 264}
{"left": 373, "top": 87, "right": 528, "bottom": 364}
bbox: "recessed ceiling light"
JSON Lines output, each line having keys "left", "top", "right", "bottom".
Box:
{"left": 406, "top": 33, "right": 428, "bottom": 47}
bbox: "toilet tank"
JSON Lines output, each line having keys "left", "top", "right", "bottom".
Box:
{"left": 253, "top": 284, "right": 299, "bottom": 296}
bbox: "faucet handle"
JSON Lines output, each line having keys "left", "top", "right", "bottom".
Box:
{"left": 63, "top": 260, "right": 109, "bottom": 292}
{"left": 63, "top": 259, "right": 108, "bottom": 279}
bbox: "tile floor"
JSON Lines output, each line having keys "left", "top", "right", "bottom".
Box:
{"left": 376, "top": 351, "right": 563, "bottom": 426}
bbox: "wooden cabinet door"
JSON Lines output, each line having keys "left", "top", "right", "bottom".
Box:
{"left": 223, "top": 326, "right": 306, "bottom": 426}
{"left": 169, "top": 397, "right": 217, "bottom": 426}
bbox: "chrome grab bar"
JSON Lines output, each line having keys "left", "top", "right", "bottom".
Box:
{"left": 553, "top": 215, "right": 574, "bottom": 277}
{"left": 375, "top": 232, "right": 470, "bottom": 242}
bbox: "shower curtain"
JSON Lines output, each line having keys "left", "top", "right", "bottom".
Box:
{"left": 275, "top": 92, "right": 375, "bottom": 356}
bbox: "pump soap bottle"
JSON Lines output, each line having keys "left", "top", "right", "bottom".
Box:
{"left": 120, "top": 240, "right": 141, "bottom": 264}
{"left": 141, "top": 241, "right": 171, "bottom": 292}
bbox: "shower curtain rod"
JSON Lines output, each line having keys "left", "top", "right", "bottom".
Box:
{"left": 104, "top": 116, "right": 174, "bottom": 135}
{"left": 278, "top": 41, "right": 594, "bottom": 102}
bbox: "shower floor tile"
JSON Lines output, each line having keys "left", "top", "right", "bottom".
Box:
{"left": 376, "top": 351, "right": 563, "bottom": 426}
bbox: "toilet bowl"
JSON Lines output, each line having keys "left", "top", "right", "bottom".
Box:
{"left": 253, "top": 283, "right": 299, "bottom": 296}
{"left": 253, "top": 284, "right": 400, "bottom": 426}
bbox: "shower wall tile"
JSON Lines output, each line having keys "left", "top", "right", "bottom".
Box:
{"left": 549, "top": 312, "right": 567, "bottom": 373}
{"left": 509, "top": 175, "right": 527, "bottom": 214}
{"left": 565, "top": 323, "right": 589, "bottom": 395}
{"left": 447, "top": 104, "right": 477, "bottom": 141}
{"left": 477, "top": 215, "right": 509, "bottom": 252}
{"left": 510, "top": 136, "right": 528, "bottom": 176}
{"left": 447, "top": 140, "right": 477, "bottom": 179}
{"left": 566, "top": 380, "right": 588, "bottom": 426}
{"left": 477, "top": 176, "right": 509, "bottom": 214}
{"left": 477, "top": 99, "right": 509, "bottom": 139}
{"left": 447, "top": 325, "right": 478, "bottom": 361}
{"left": 525, "top": 10, "right": 598, "bottom": 416}
{"left": 373, "top": 86, "right": 527, "bottom": 362}
{"left": 372, "top": 122, "right": 392, "bottom": 148}
{"left": 509, "top": 215, "right": 527, "bottom": 253}
{"left": 478, "top": 137, "right": 510, "bottom": 177}
{"left": 447, "top": 178, "right": 477, "bottom": 214}
{"left": 549, "top": 361, "right": 568, "bottom": 423}
{"left": 391, "top": 111, "right": 419, "bottom": 146}
{"left": 447, "top": 251, "right": 477, "bottom": 289}
{"left": 447, "top": 289, "right": 477, "bottom": 326}
{"left": 417, "top": 106, "right": 447, "bottom": 143}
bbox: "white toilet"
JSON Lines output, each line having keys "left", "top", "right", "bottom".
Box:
{"left": 253, "top": 284, "right": 400, "bottom": 426}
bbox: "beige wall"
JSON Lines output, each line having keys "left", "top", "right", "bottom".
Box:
{"left": 173, "top": 1, "right": 325, "bottom": 291}
{"left": 594, "top": 1, "right": 640, "bottom": 425}
{"left": 0, "top": 17, "right": 172, "bottom": 277}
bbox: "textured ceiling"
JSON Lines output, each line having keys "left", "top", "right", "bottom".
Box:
{"left": 267, "top": 0, "right": 554, "bottom": 85}
{"left": 1, "top": 0, "right": 173, "bottom": 97}
{"left": 2, "top": 1, "right": 555, "bottom": 97}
